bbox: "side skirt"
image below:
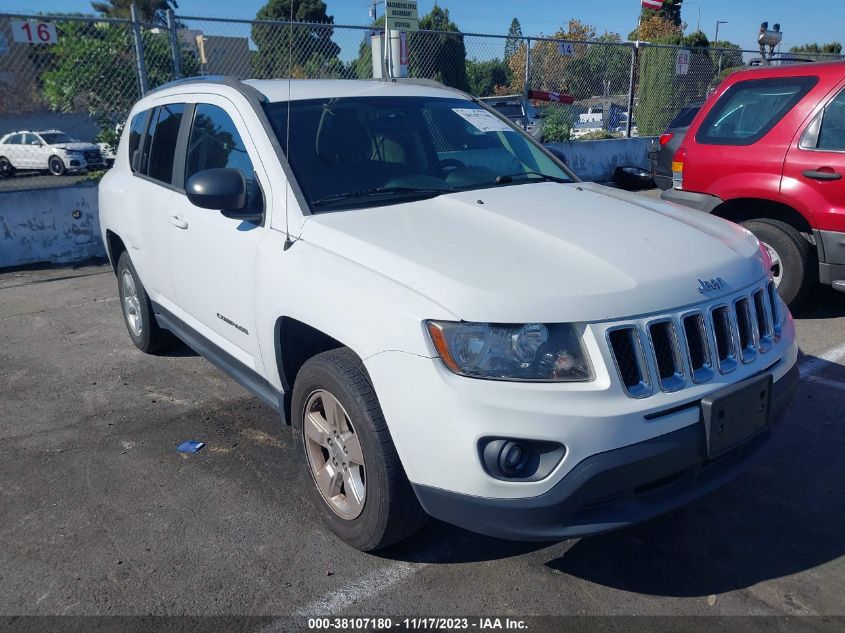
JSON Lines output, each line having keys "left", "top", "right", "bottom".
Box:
{"left": 152, "top": 302, "right": 286, "bottom": 419}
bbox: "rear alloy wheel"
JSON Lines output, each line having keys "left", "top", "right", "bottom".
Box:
{"left": 742, "top": 218, "right": 816, "bottom": 307}
{"left": 116, "top": 251, "right": 174, "bottom": 354}
{"left": 48, "top": 155, "right": 65, "bottom": 176}
{"left": 292, "top": 348, "right": 426, "bottom": 551}
{"left": 0, "top": 157, "right": 14, "bottom": 178}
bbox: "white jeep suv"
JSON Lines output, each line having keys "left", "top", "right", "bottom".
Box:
{"left": 0, "top": 130, "right": 104, "bottom": 176}
{"left": 99, "top": 77, "right": 799, "bottom": 551}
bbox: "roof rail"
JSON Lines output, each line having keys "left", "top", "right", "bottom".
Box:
{"left": 144, "top": 75, "right": 268, "bottom": 102}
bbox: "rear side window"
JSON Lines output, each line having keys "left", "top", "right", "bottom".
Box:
{"left": 127, "top": 110, "right": 150, "bottom": 172}
{"left": 818, "top": 89, "right": 845, "bottom": 151}
{"left": 696, "top": 77, "right": 817, "bottom": 146}
{"left": 144, "top": 103, "right": 185, "bottom": 184}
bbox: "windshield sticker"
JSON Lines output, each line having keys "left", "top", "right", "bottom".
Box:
{"left": 452, "top": 108, "right": 513, "bottom": 133}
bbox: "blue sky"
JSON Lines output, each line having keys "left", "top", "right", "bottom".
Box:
{"left": 4, "top": 0, "right": 844, "bottom": 51}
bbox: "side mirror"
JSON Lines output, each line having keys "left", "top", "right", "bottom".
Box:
{"left": 185, "top": 167, "right": 262, "bottom": 223}
{"left": 31, "top": 140, "right": 42, "bottom": 146}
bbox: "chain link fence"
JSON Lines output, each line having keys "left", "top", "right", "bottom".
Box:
{"left": 1, "top": 10, "right": 842, "bottom": 191}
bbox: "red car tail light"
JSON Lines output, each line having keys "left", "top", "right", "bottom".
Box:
{"left": 659, "top": 132, "right": 675, "bottom": 146}
{"left": 671, "top": 148, "right": 686, "bottom": 189}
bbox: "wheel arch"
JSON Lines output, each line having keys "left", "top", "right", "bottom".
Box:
{"left": 274, "top": 316, "right": 346, "bottom": 424}
{"left": 711, "top": 198, "right": 813, "bottom": 235}
{"left": 105, "top": 230, "right": 127, "bottom": 274}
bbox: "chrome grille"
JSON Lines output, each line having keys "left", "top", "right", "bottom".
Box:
{"left": 607, "top": 282, "right": 777, "bottom": 398}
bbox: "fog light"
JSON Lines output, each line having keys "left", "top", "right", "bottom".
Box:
{"left": 70, "top": 160, "right": 81, "bottom": 167}
{"left": 480, "top": 437, "right": 566, "bottom": 482}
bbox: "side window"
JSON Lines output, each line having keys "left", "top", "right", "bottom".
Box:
{"left": 185, "top": 104, "right": 262, "bottom": 207}
{"left": 818, "top": 89, "right": 845, "bottom": 151}
{"left": 4, "top": 134, "right": 21, "bottom": 144}
{"left": 127, "top": 110, "right": 150, "bottom": 172}
{"left": 145, "top": 103, "right": 185, "bottom": 184}
{"left": 696, "top": 77, "right": 818, "bottom": 146}
{"left": 21, "top": 133, "right": 36, "bottom": 146}
{"left": 185, "top": 104, "right": 255, "bottom": 181}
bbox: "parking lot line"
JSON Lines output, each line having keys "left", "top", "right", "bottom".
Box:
{"left": 290, "top": 562, "right": 423, "bottom": 617}
{"left": 798, "top": 342, "right": 845, "bottom": 378}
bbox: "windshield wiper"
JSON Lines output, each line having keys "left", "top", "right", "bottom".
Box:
{"left": 312, "top": 186, "right": 452, "bottom": 208}
{"left": 494, "top": 171, "right": 570, "bottom": 184}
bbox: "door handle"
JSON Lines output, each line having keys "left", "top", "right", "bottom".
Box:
{"left": 168, "top": 214, "right": 189, "bottom": 229}
{"left": 802, "top": 169, "right": 842, "bottom": 181}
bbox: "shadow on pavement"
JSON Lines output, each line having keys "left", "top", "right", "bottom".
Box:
{"left": 791, "top": 286, "right": 845, "bottom": 320}
{"left": 545, "top": 355, "right": 844, "bottom": 596}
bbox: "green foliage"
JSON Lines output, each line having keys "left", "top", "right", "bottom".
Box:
{"left": 409, "top": 5, "right": 470, "bottom": 91}
{"left": 539, "top": 105, "right": 574, "bottom": 142}
{"left": 465, "top": 58, "right": 510, "bottom": 97}
{"left": 39, "top": 21, "right": 197, "bottom": 117}
{"left": 574, "top": 129, "right": 619, "bottom": 140}
{"left": 639, "top": 0, "right": 683, "bottom": 27}
{"left": 504, "top": 18, "right": 523, "bottom": 61}
{"left": 635, "top": 31, "right": 714, "bottom": 136}
{"left": 251, "top": 0, "right": 341, "bottom": 79}
{"left": 91, "top": 0, "right": 176, "bottom": 24}
{"left": 788, "top": 42, "right": 843, "bottom": 56}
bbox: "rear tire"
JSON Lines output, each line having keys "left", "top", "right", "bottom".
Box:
{"left": 742, "top": 218, "right": 816, "bottom": 307}
{"left": 116, "top": 251, "right": 173, "bottom": 354}
{"left": 48, "top": 155, "right": 65, "bottom": 176}
{"left": 292, "top": 347, "right": 426, "bottom": 551}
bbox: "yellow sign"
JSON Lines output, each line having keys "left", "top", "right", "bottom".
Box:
{"left": 385, "top": 1, "right": 419, "bottom": 31}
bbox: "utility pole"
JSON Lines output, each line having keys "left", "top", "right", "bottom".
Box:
{"left": 369, "top": 0, "right": 384, "bottom": 22}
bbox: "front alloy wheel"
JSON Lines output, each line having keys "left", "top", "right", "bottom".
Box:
{"left": 48, "top": 156, "right": 65, "bottom": 176}
{"left": 761, "top": 240, "right": 783, "bottom": 288}
{"left": 303, "top": 389, "right": 366, "bottom": 520}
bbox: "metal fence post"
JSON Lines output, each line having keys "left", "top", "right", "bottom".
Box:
{"left": 130, "top": 3, "right": 149, "bottom": 96}
{"left": 166, "top": 8, "right": 182, "bottom": 79}
{"left": 625, "top": 43, "right": 638, "bottom": 138}
{"left": 524, "top": 37, "right": 531, "bottom": 96}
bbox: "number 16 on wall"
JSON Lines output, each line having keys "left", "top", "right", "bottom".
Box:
{"left": 10, "top": 20, "right": 59, "bottom": 45}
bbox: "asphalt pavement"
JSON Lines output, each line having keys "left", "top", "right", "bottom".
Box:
{"left": 1, "top": 262, "right": 844, "bottom": 623}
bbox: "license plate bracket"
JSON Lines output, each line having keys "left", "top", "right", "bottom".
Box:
{"left": 701, "top": 373, "right": 773, "bottom": 459}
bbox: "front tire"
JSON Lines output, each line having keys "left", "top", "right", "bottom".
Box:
{"left": 742, "top": 218, "right": 816, "bottom": 307}
{"left": 292, "top": 348, "right": 426, "bottom": 551}
{"left": 116, "top": 252, "right": 173, "bottom": 354}
{"left": 0, "top": 157, "right": 14, "bottom": 178}
{"left": 48, "top": 155, "right": 65, "bottom": 176}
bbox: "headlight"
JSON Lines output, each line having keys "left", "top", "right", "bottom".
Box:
{"left": 426, "top": 321, "right": 593, "bottom": 382}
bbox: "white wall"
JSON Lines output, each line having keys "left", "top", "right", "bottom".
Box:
{"left": 0, "top": 183, "right": 105, "bottom": 268}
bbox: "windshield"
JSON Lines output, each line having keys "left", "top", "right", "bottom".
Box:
{"left": 40, "top": 133, "right": 79, "bottom": 144}
{"left": 263, "top": 96, "right": 573, "bottom": 211}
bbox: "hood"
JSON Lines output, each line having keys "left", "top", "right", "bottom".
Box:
{"left": 300, "top": 182, "right": 767, "bottom": 323}
{"left": 56, "top": 143, "right": 99, "bottom": 152}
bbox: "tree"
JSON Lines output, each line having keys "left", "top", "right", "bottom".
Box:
{"left": 635, "top": 30, "right": 714, "bottom": 135}
{"left": 504, "top": 18, "right": 523, "bottom": 62}
{"left": 638, "top": 0, "right": 682, "bottom": 27}
{"left": 409, "top": 5, "right": 470, "bottom": 91}
{"left": 789, "top": 42, "right": 843, "bottom": 56}
{"left": 628, "top": 15, "right": 683, "bottom": 41}
{"left": 251, "top": 0, "right": 342, "bottom": 79}
{"left": 465, "top": 58, "right": 510, "bottom": 97}
{"left": 91, "top": 0, "right": 177, "bottom": 24}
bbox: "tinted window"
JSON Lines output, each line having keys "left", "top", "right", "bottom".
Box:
{"left": 144, "top": 103, "right": 185, "bottom": 184}
{"left": 818, "top": 89, "right": 845, "bottom": 151}
{"left": 667, "top": 105, "right": 700, "bottom": 130}
{"left": 22, "top": 134, "right": 37, "bottom": 145}
{"left": 40, "top": 132, "right": 78, "bottom": 144}
{"left": 127, "top": 110, "right": 149, "bottom": 172}
{"left": 696, "top": 77, "right": 817, "bottom": 145}
{"left": 185, "top": 104, "right": 255, "bottom": 182}
{"left": 3, "top": 134, "right": 21, "bottom": 144}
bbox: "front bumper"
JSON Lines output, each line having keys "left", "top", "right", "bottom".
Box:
{"left": 413, "top": 362, "right": 799, "bottom": 541}
{"left": 660, "top": 188, "right": 722, "bottom": 213}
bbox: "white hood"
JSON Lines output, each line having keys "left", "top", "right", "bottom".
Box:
{"left": 300, "top": 182, "right": 767, "bottom": 323}
{"left": 56, "top": 142, "right": 99, "bottom": 152}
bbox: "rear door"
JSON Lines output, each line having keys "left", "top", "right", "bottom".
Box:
{"left": 782, "top": 81, "right": 845, "bottom": 234}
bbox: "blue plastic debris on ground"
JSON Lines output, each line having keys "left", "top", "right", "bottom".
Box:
{"left": 176, "top": 440, "right": 205, "bottom": 454}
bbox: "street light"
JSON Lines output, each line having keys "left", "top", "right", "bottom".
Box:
{"left": 714, "top": 20, "right": 728, "bottom": 44}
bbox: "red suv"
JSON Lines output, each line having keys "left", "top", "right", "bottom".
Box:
{"left": 662, "top": 61, "right": 845, "bottom": 305}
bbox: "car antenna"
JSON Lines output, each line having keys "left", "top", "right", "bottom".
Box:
{"left": 283, "top": 0, "right": 294, "bottom": 251}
